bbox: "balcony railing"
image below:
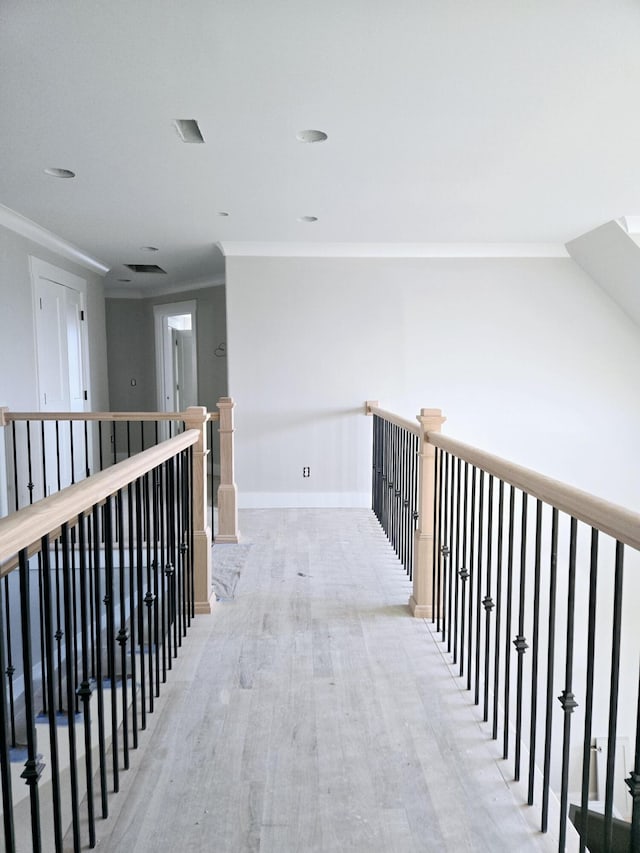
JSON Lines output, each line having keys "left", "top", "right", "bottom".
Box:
{"left": 0, "top": 401, "right": 239, "bottom": 851}
{"left": 367, "top": 402, "right": 640, "bottom": 853}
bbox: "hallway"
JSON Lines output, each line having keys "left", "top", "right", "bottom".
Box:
{"left": 82, "top": 509, "right": 560, "bottom": 852}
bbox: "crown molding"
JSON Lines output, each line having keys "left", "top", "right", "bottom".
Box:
{"left": 105, "top": 274, "right": 225, "bottom": 300}
{"left": 217, "top": 241, "right": 569, "bottom": 259}
{"left": 0, "top": 203, "right": 110, "bottom": 275}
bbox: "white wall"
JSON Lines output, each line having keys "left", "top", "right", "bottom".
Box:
{"left": 0, "top": 223, "right": 109, "bottom": 410}
{"left": 226, "top": 255, "right": 640, "bottom": 509}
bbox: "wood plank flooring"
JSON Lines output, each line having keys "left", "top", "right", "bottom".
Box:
{"left": 80, "top": 509, "right": 561, "bottom": 852}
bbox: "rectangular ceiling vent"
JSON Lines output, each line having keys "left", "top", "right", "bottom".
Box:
{"left": 174, "top": 119, "right": 205, "bottom": 143}
{"left": 124, "top": 264, "right": 167, "bottom": 274}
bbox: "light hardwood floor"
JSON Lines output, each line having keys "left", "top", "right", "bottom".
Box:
{"left": 80, "top": 509, "right": 562, "bottom": 853}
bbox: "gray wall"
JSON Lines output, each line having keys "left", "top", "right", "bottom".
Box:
{"left": 226, "top": 255, "right": 640, "bottom": 509}
{"left": 0, "top": 223, "right": 109, "bottom": 410}
{"left": 106, "top": 285, "right": 228, "bottom": 412}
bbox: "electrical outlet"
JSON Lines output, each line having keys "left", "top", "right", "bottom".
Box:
{"left": 303, "top": 466, "right": 310, "bottom": 478}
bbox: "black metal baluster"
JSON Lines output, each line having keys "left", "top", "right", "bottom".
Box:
{"left": 168, "top": 458, "right": 178, "bottom": 661}
{"left": 603, "top": 542, "right": 625, "bottom": 853}
{"left": 542, "top": 508, "right": 559, "bottom": 833}
{"left": 54, "top": 539, "right": 64, "bottom": 712}
{"left": 447, "top": 452, "right": 455, "bottom": 652}
{"left": 19, "top": 548, "right": 44, "bottom": 853}
{"left": 127, "top": 480, "right": 138, "bottom": 749}
{"left": 103, "top": 496, "right": 120, "bottom": 794}
{"left": 153, "top": 466, "right": 161, "bottom": 694}
{"left": 492, "top": 480, "right": 505, "bottom": 741}
{"left": 453, "top": 457, "right": 462, "bottom": 666}
{"left": 69, "top": 420, "right": 76, "bottom": 485}
{"left": 514, "top": 492, "right": 529, "bottom": 781}
{"left": 126, "top": 420, "right": 131, "bottom": 459}
{"left": 579, "top": 528, "right": 599, "bottom": 851}
{"left": 432, "top": 447, "right": 441, "bottom": 627}
{"left": 2, "top": 576, "right": 16, "bottom": 747}
{"left": 188, "top": 447, "right": 196, "bottom": 619}
{"left": 458, "top": 462, "right": 469, "bottom": 677}
{"left": 98, "top": 421, "right": 104, "bottom": 471}
{"left": 40, "top": 535, "right": 64, "bottom": 851}
{"left": 558, "top": 517, "right": 579, "bottom": 852}
{"left": 11, "top": 422, "right": 18, "bottom": 511}
{"left": 55, "top": 420, "right": 62, "bottom": 491}
{"left": 474, "top": 469, "right": 484, "bottom": 706}
{"left": 482, "top": 474, "right": 494, "bottom": 723}
{"left": 0, "top": 574, "right": 15, "bottom": 853}
{"left": 159, "top": 461, "right": 168, "bottom": 684}
{"left": 111, "top": 422, "right": 117, "bottom": 467}
{"left": 441, "top": 451, "right": 449, "bottom": 642}
{"left": 84, "top": 420, "right": 90, "bottom": 479}
{"left": 92, "top": 504, "right": 108, "bottom": 819}
{"left": 117, "top": 489, "right": 130, "bottom": 770}
{"left": 502, "top": 485, "right": 515, "bottom": 759}
{"left": 26, "top": 421, "right": 35, "bottom": 503}
{"left": 61, "top": 523, "right": 81, "bottom": 852}
{"left": 627, "top": 663, "right": 640, "bottom": 853}
{"left": 144, "top": 472, "right": 155, "bottom": 710}
{"left": 76, "top": 513, "right": 96, "bottom": 848}
{"left": 467, "top": 467, "right": 477, "bottom": 692}
{"left": 135, "top": 477, "right": 147, "bottom": 728}
{"left": 527, "top": 499, "right": 543, "bottom": 805}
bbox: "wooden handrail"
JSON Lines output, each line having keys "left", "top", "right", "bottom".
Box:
{"left": 0, "top": 430, "right": 199, "bottom": 568}
{"left": 429, "top": 432, "right": 640, "bottom": 552}
{"left": 365, "top": 403, "right": 420, "bottom": 436}
{"left": 1, "top": 409, "right": 219, "bottom": 423}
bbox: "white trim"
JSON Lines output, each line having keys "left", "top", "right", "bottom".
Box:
{"left": 153, "top": 300, "right": 198, "bottom": 411}
{"left": 105, "top": 275, "right": 224, "bottom": 300}
{"left": 217, "top": 241, "right": 570, "bottom": 259}
{"left": 238, "top": 491, "right": 370, "bottom": 509}
{"left": 0, "top": 204, "right": 109, "bottom": 275}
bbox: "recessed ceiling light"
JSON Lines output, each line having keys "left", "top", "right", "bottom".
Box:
{"left": 174, "top": 119, "right": 205, "bottom": 143}
{"left": 296, "top": 130, "right": 328, "bottom": 143}
{"left": 140, "top": 246, "right": 159, "bottom": 252}
{"left": 217, "top": 211, "right": 230, "bottom": 217}
{"left": 44, "top": 167, "right": 76, "bottom": 178}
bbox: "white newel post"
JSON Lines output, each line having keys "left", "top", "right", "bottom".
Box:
{"left": 409, "top": 408, "right": 446, "bottom": 618}
{"left": 184, "top": 406, "right": 214, "bottom": 615}
{"left": 216, "top": 396, "right": 239, "bottom": 544}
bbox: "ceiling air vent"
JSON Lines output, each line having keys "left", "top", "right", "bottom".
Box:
{"left": 124, "top": 264, "right": 167, "bottom": 274}
{"left": 174, "top": 119, "right": 205, "bottom": 143}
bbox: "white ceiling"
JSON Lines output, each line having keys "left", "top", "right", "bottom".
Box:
{"left": 2, "top": 0, "right": 640, "bottom": 293}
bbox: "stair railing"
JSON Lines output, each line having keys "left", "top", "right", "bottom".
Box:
{"left": 367, "top": 402, "right": 640, "bottom": 853}
{"left": 0, "top": 429, "right": 199, "bottom": 852}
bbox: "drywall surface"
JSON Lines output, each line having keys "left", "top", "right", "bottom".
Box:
{"left": 0, "top": 223, "right": 109, "bottom": 411}
{"left": 105, "top": 286, "right": 228, "bottom": 413}
{"left": 226, "top": 255, "right": 640, "bottom": 509}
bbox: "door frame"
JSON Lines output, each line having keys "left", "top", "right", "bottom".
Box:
{"left": 29, "top": 256, "right": 91, "bottom": 411}
{"left": 153, "top": 300, "right": 198, "bottom": 412}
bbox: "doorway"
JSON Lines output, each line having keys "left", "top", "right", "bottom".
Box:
{"left": 154, "top": 301, "right": 198, "bottom": 412}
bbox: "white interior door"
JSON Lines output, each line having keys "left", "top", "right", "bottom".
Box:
{"left": 31, "top": 259, "right": 90, "bottom": 492}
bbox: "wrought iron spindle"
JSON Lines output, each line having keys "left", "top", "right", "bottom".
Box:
{"left": 466, "top": 466, "right": 477, "bottom": 692}
{"left": 92, "top": 503, "right": 108, "bottom": 819}
{"left": 77, "top": 512, "right": 96, "bottom": 848}
{"left": 0, "top": 575, "right": 15, "bottom": 853}
{"left": 492, "top": 480, "right": 505, "bottom": 740}
{"left": 579, "top": 528, "right": 599, "bottom": 851}
{"left": 144, "top": 472, "right": 156, "bottom": 710}
{"left": 19, "top": 548, "right": 44, "bottom": 853}
{"left": 135, "top": 477, "right": 147, "bottom": 728}
{"left": 116, "top": 489, "right": 130, "bottom": 770}
{"left": 603, "top": 541, "right": 625, "bottom": 853}
{"left": 558, "top": 516, "right": 579, "bottom": 852}
{"left": 542, "top": 508, "right": 559, "bottom": 833}
{"left": 458, "top": 461, "right": 469, "bottom": 678}
{"left": 474, "top": 469, "right": 484, "bottom": 706}
{"left": 527, "top": 499, "right": 543, "bottom": 804}
{"left": 103, "top": 496, "right": 120, "bottom": 794}
{"left": 502, "top": 485, "right": 515, "bottom": 759}
{"left": 127, "top": 479, "right": 139, "bottom": 749}
{"left": 514, "top": 492, "right": 529, "bottom": 781}
{"left": 441, "top": 451, "right": 449, "bottom": 642}
{"left": 61, "top": 523, "right": 81, "bottom": 852}
{"left": 627, "top": 664, "right": 640, "bottom": 853}
{"left": 453, "top": 457, "right": 462, "bottom": 665}
{"left": 482, "top": 474, "right": 494, "bottom": 723}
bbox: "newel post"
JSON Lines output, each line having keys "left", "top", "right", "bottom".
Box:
{"left": 409, "top": 408, "right": 446, "bottom": 618}
{"left": 216, "top": 397, "right": 239, "bottom": 544}
{"left": 184, "top": 406, "right": 214, "bottom": 615}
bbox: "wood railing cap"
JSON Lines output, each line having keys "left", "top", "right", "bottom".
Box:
{"left": 0, "top": 430, "right": 199, "bottom": 567}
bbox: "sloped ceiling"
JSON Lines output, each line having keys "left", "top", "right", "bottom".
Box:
{"left": 1, "top": 1, "right": 640, "bottom": 292}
